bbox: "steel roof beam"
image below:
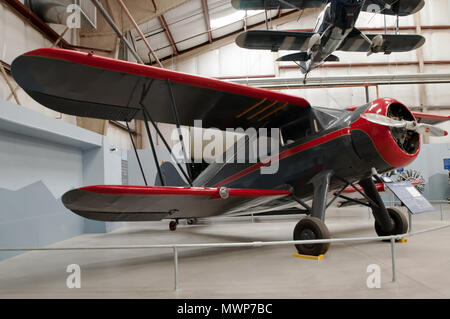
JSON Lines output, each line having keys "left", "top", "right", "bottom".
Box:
{"left": 159, "top": 14, "right": 179, "bottom": 55}
{"left": 201, "top": 0, "right": 213, "bottom": 43}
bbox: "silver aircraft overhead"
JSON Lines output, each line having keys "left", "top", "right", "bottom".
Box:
{"left": 234, "top": 0, "right": 425, "bottom": 80}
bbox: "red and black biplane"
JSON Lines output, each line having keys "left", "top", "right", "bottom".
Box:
{"left": 11, "top": 48, "right": 449, "bottom": 255}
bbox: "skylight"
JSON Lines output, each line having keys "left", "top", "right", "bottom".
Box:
{"left": 210, "top": 10, "right": 264, "bottom": 30}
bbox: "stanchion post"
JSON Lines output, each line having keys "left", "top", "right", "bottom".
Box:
{"left": 174, "top": 247, "right": 179, "bottom": 291}
{"left": 390, "top": 237, "right": 396, "bottom": 283}
{"left": 408, "top": 211, "right": 412, "bottom": 234}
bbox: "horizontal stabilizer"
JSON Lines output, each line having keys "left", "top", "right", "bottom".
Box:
{"left": 62, "top": 185, "right": 291, "bottom": 221}
{"left": 276, "top": 52, "right": 309, "bottom": 62}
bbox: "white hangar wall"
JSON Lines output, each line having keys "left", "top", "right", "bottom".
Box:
{"left": 0, "top": 2, "right": 133, "bottom": 151}
{"left": 0, "top": 2, "right": 78, "bottom": 125}
{"left": 0, "top": 99, "right": 125, "bottom": 261}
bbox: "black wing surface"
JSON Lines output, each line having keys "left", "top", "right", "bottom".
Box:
{"left": 362, "top": 0, "right": 425, "bottom": 16}
{"left": 62, "top": 185, "right": 293, "bottom": 221}
{"left": 236, "top": 30, "right": 315, "bottom": 52}
{"left": 11, "top": 48, "right": 310, "bottom": 131}
{"left": 231, "top": 0, "right": 327, "bottom": 10}
{"left": 338, "top": 30, "right": 425, "bottom": 53}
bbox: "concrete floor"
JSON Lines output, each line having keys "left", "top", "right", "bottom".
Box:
{"left": 0, "top": 206, "right": 449, "bottom": 299}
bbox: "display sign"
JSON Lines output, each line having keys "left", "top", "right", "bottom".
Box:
{"left": 444, "top": 158, "right": 450, "bottom": 170}
{"left": 385, "top": 182, "right": 434, "bottom": 214}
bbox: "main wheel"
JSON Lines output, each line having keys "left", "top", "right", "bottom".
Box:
{"left": 293, "top": 216, "right": 330, "bottom": 256}
{"left": 169, "top": 220, "right": 177, "bottom": 231}
{"left": 374, "top": 207, "right": 408, "bottom": 237}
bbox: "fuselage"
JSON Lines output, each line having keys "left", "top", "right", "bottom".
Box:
{"left": 193, "top": 98, "right": 421, "bottom": 206}
{"left": 303, "top": 0, "right": 364, "bottom": 73}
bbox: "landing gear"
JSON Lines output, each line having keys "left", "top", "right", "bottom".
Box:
{"left": 374, "top": 207, "right": 408, "bottom": 237}
{"left": 293, "top": 216, "right": 330, "bottom": 256}
{"left": 292, "top": 170, "right": 333, "bottom": 256}
{"left": 358, "top": 177, "right": 408, "bottom": 239}
{"left": 169, "top": 220, "right": 178, "bottom": 231}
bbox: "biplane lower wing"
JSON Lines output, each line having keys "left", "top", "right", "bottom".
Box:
{"left": 338, "top": 30, "right": 425, "bottom": 53}
{"left": 62, "top": 185, "right": 292, "bottom": 222}
{"left": 11, "top": 48, "right": 310, "bottom": 130}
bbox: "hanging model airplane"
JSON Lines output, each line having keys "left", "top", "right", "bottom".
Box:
{"left": 11, "top": 48, "right": 449, "bottom": 256}
{"left": 233, "top": 0, "right": 426, "bottom": 81}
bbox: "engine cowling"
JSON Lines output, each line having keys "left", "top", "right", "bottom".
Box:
{"left": 350, "top": 98, "right": 420, "bottom": 171}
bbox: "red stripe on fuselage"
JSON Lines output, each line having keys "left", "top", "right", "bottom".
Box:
{"left": 213, "top": 128, "right": 351, "bottom": 187}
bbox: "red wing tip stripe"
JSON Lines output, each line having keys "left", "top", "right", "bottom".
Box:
{"left": 23, "top": 48, "right": 310, "bottom": 108}
{"left": 78, "top": 185, "right": 291, "bottom": 198}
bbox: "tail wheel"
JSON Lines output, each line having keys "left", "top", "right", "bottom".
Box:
{"left": 293, "top": 216, "right": 330, "bottom": 256}
{"left": 374, "top": 207, "right": 408, "bottom": 237}
{"left": 187, "top": 218, "right": 197, "bottom": 225}
{"left": 169, "top": 220, "right": 177, "bottom": 231}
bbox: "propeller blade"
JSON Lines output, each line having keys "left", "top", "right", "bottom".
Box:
{"left": 416, "top": 124, "right": 448, "bottom": 137}
{"left": 361, "top": 113, "right": 406, "bottom": 128}
{"left": 361, "top": 113, "right": 448, "bottom": 137}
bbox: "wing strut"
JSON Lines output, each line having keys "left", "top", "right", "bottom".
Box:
{"left": 141, "top": 105, "right": 193, "bottom": 186}
{"left": 138, "top": 81, "right": 165, "bottom": 186}
{"left": 167, "top": 81, "right": 194, "bottom": 184}
{"left": 126, "top": 121, "right": 148, "bottom": 186}
{"left": 132, "top": 79, "right": 193, "bottom": 186}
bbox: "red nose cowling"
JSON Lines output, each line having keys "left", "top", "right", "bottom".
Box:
{"left": 350, "top": 98, "right": 421, "bottom": 169}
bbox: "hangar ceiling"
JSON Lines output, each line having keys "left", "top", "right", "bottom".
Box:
{"left": 78, "top": 0, "right": 296, "bottom": 63}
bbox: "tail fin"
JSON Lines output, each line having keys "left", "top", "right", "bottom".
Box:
{"left": 155, "top": 161, "right": 188, "bottom": 186}
{"left": 299, "top": 61, "right": 308, "bottom": 74}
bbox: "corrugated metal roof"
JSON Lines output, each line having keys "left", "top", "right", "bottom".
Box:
{"left": 132, "top": 0, "right": 292, "bottom": 63}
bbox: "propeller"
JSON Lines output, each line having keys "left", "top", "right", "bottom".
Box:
{"left": 361, "top": 113, "right": 448, "bottom": 137}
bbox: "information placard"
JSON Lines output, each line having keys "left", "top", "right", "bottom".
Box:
{"left": 444, "top": 158, "right": 450, "bottom": 170}
{"left": 385, "top": 182, "right": 434, "bottom": 214}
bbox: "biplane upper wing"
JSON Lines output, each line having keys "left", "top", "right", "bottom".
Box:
{"left": 62, "top": 185, "right": 293, "bottom": 221}
{"left": 11, "top": 48, "right": 310, "bottom": 130}
{"left": 362, "top": 0, "right": 425, "bottom": 16}
{"left": 231, "top": 0, "right": 424, "bottom": 16}
{"left": 236, "top": 30, "right": 315, "bottom": 51}
{"left": 231, "top": 0, "right": 327, "bottom": 10}
{"left": 338, "top": 29, "right": 425, "bottom": 53}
